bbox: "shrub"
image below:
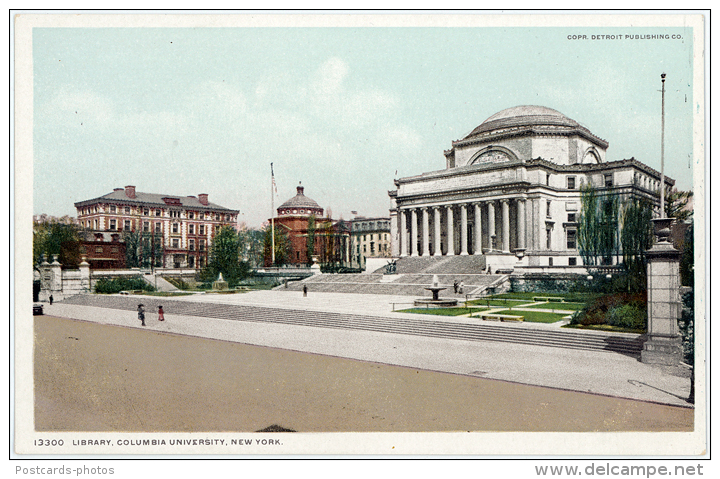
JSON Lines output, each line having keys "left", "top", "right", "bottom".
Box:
{"left": 575, "top": 292, "right": 646, "bottom": 329}
{"left": 606, "top": 303, "right": 647, "bottom": 330}
{"left": 94, "top": 276, "right": 154, "bottom": 294}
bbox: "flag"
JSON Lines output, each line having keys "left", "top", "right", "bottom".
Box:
{"left": 271, "top": 163, "right": 277, "bottom": 195}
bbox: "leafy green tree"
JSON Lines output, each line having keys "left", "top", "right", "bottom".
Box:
{"left": 199, "top": 226, "right": 248, "bottom": 285}
{"left": 263, "top": 224, "right": 291, "bottom": 266}
{"left": 620, "top": 197, "right": 653, "bottom": 282}
{"left": 680, "top": 220, "right": 694, "bottom": 287}
{"left": 306, "top": 215, "right": 316, "bottom": 266}
{"left": 123, "top": 230, "right": 164, "bottom": 268}
{"left": 237, "top": 225, "right": 265, "bottom": 268}
{"left": 578, "top": 184, "right": 618, "bottom": 266}
{"left": 33, "top": 220, "right": 83, "bottom": 267}
{"left": 664, "top": 188, "right": 693, "bottom": 221}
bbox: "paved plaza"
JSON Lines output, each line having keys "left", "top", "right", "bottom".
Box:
{"left": 43, "top": 290, "right": 693, "bottom": 408}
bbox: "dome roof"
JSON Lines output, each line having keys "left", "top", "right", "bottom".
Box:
{"left": 278, "top": 185, "right": 323, "bottom": 215}
{"left": 464, "top": 105, "right": 580, "bottom": 139}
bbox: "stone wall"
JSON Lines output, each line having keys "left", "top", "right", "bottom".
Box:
{"left": 509, "top": 273, "right": 589, "bottom": 294}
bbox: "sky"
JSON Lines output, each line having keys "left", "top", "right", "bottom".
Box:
{"left": 31, "top": 22, "right": 698, "bottom": 228}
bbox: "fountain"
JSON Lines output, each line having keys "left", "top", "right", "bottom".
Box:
{"left": 414, "top": 275, "right": 459, "bottom": 307}
{"left": 212, "top": 272, "right": 229, "bottom": 291}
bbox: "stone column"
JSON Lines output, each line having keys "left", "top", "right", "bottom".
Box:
{"left": 517, "top": 199, "right": 526, "bottom": 250}
{"left": 460, "top": 203, "right": 469, "bottom": 255}
{"left": 474, "top": 203, "right": 483, "bottom": 255}
{"left": 433, "top": 207, "right": 442, "bottom": 256}
{"left": 421, "top": 207, "right": 430, "bottom": 256}
{"left": 446, "top": 205, "right": 455, "bottom": 256}
{"left": 410, "top": 209, "right": 418, "bottom": 257}
{"left": 487, "top": 201, "right": 496, "bottom": 251}
{"left": 400, "top": 209, "right": 408, "bottom": 257}
{"left": 79, "top": 257, "right": 90, "bottom": 293}
{"left": 641, "top": 218, "right": 683, "bottom": 366}
{"left": 501, "top": 199, "right": 510, "bottom": 253}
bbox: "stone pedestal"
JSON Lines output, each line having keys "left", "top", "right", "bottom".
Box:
{"left": 310, "top": 256, "right": 322, "bottom": 275}
{"left": 641, "top": 218, "right": 683, "bottom": 366}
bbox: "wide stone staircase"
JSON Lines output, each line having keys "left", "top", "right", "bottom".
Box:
{"left": 283, "top": 255, "right": 497, "bottom": 297}
{"left": 59, "top": 294, "right": 645, "bottom": 357}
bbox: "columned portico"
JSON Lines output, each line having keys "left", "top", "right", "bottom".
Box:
{"left": 410, "top": 209, "right": 418, "bottom": 256}
{"left": 501, "top": 199, "right": 510, "bottom": 253}
{"left": 473, "top": 203, "right": 482, "bottom": 255}
{"left": 421, "top": 207, "right": 430, "bottom": 256}
{"left": 433, "top": 207, "right": 441, "bottom": 256}
{"left": 460, "top": 204, "right": 469, "bottom": 255}
{"left": 446, "top": 205, "right": 455, "bottom": 256}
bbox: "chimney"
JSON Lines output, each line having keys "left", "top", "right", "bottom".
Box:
{"left": 125, "top": 185, "right": 136, "bottom": 199}
{"left": 198, "top": 193, "right": 209, "bottom": 205}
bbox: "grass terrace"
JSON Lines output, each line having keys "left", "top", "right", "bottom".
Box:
{"left": 478, "top": 310, "right": 569, "bottom": 323}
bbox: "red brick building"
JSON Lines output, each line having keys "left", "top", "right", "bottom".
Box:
{"left": 267, "top": 185, "right": 350, "bottom": 267}
{"left": 75, "top": 185, "right": 238, "bottom": 269}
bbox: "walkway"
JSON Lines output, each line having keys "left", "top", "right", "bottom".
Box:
{"left": 49, "top": 290, "right": 692, "bottom": 407}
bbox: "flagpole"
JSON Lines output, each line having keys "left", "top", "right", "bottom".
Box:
{"left": 660, "top": 73, "right": 666, "bottom": 219}
{"left": 271, "top": 163, "right": 275, "bottom": 265}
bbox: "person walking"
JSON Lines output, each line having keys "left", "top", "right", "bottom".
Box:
{"left": 453, "top": 280, "right": 459, "bottom": 294}
{"left": 303, "top": 285, "right": 308, "bottom": 297}
{"left": 158, "top": 305, "right": 165, "bottom": 322}
{"left": 137, "top": 304, "right": 146, "bottom": 326}
{"left": 49, "top": 295, "right": 53, "bottom": 305}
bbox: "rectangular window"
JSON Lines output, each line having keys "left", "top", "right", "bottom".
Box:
{"left": 199, "top": 240, "right": 205, "bottom": 251}
{"left": 172, "top": 223, "right": 179, "bottom": 233}
{"left": 172, "top": 239, "right": 179, "bottom": 248}
{"left": 155, "top": 222, "right": 161, "bottom": 233}
{"left": 569, "top": 257, "right": 577, "bottom": 266}
{"left": 199, "top": 225, "right": 205, "bottom": 235}
{"left": 546, "top": 228, "right": 552, "bottom": 249}
{"left": 189, "top": 224, "right": 195, "bottom": 235}
{"left": 109, "top": 205, "right": 116, "bottom": 213}
{"left": 95, "top": 246, "right": 103, "bottom": 254}
{"left": 155, "top": 209, "right": 161, "bottom": 216}
{"left": 546, "top": 174, "right": 550, "bottom": 186}
{"left": 124, "top": 220, "right": 131, "bottom": 231}
{"left": 567, "top": 177, "right": 576, "bottom": 189}
{"left": 143, "top": 208, "right": 149, "bottom": 215}
{"left": 109, "top": 219, "right": 116, "bottom": 230}
{"left": 189, "top": 212, "right": 194, "bottom": 219}
{"left": 546, "top": 200, "right": 552, "bottom": 218}
{"left": 111, "top": 246, "right": 119, "bottom": 254}
{"left": 143, "top": 221, "right": 149, "bottom": 232}
{"left": 125, "top": 206, "right": 131, "bottom": 214}
{"left": 189, "top": 239, "right": 195, "bottom": 251}
{"left": 604, "top": 174, "right": 613, "bottom": 188}
{"left": 567, "top": 213, "right": 576, "bottom": 223}
{"left": 567, "top": 230, "right": 577, "bottom": 249}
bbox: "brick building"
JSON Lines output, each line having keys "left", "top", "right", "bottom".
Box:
{"left": 75, "top": 185, "right": 238, "bottom": 269}
{"left": 267, "top": 184, "right": 350, "bottom": 267}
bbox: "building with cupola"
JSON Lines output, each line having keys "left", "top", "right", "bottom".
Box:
{"left": 268, "top": 184, "right": 351, "bottom": 267}
{"left": 389, "top": 105, "right": 674, "bottom": 273}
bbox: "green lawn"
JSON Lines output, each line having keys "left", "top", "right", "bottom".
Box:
{"left": 466, "top": 298, "right": 529, "bottom": 307}
{"left": 481, "top": 309, "right": 569, "bottom": 323}
{"left": 522, "top": 302, "right": 587, "bottom": 311}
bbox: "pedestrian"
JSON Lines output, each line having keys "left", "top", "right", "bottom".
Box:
{"left": 137, "top": 304, "right": 145, "bottom": 326}
{"left": 453, "top": 280, "right": 458, "bottom": 294}
{"left": 303, "top": 285, "right": 308, "bottom": 297}
{"left": 49, "top": 294, "right": 53, "bottom": 305}
{"left": 158, "top": 305, "right": 165, "bottom": 322}
{"left": 459, "top": 281, "right": 464, "bottom": 295}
